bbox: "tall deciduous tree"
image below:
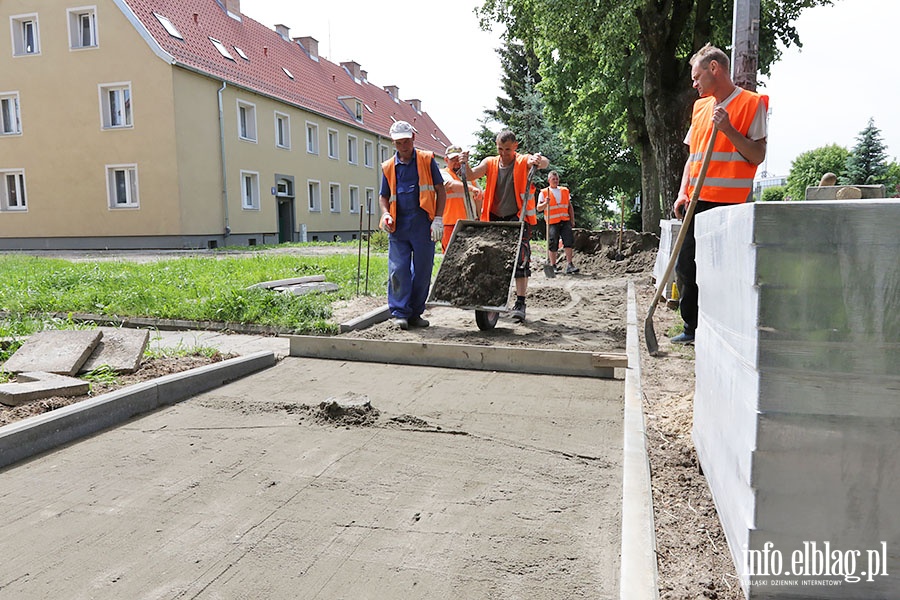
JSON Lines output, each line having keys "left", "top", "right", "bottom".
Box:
{"left": 843, "top": 118, "right": 890, "bottom": 186}
{"left": 477, "top": 0, "right": 833, "bottom": 233}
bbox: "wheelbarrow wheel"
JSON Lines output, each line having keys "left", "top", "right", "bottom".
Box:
{"left": 475, "top": 310, "right": 499, "bottom": 331}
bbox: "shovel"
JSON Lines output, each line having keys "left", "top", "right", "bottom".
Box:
{"left": 542, "top": 209, "right": 556, "bottom": 278}
{"left": 644, "top": 125, "right": 719, "bottom": 356}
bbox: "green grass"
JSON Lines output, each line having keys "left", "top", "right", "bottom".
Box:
{"left": 0, "top": 252, "right": 390, "bottom": 342}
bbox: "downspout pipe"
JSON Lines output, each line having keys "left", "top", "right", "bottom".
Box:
{"left": 217, "top": 81, "right": 231, "bottom": 236}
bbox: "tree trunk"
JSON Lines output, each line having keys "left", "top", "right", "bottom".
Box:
{"left": 639, "top": 142, "right": 661, "bottom": 235}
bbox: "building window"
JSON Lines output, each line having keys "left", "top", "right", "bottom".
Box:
{"left": 99, "top": 83, "right": 132, "bottom": 129}
{"left": 366, "top": 188, "right": 375, "bottom": 214}
{"left": 276, "top": 178, "right": 293, "bottom": 197}
{"left": 364, "top": 140, "right": 374, "bottom": 168}
{"left": 237, "top": 100, "right": 257, "bottom": 142}
{"left": 308, "top": 180, "right": 321, "bottom": 212}
{"left": 1, "top": 93, "right": 22, "bottom": 135}
{"left": 306, "top": 122, "right": 318, "bottom": 154}
{"left": 1, "top": 170, "right": 27, "bottom": 211}
{"left": 275, "top": 112, "right": 290, "bottom": 149}
{"left": 327, "top": 129, "right": 338, "bottom": 159}
{"left": 347, "top": 135, "right": 358, "bottom": 165}
{"left": 68, "top": 7, "right": 97, "bottom": 49}
{"left": 329, "top": 183, "right": 341, "bottom": 212}
{"left": 209, "top": 37, "right": 235, "bottom": 61}
{"left": 153, "top": 12, "right": 182, "bottom": 39}
{"left": 11, "top": 14, "right": 40, "bottom": 55}
{"left": 379, "top": 143, "right": 390, "bottom": 163}
{"left": 349, "top": 186, "right": 360, "bottom": 214}
{"left": 355, "top": 100, "right": 364, "bottom": 121}
{"left": 241, "top": 171, "right": 260, "bottom": 209}
{"left": 233, "top": 45, "right": 248, "bottom": 60}
{"left": 106, "top": 165, "right": 139, "bottom": 208}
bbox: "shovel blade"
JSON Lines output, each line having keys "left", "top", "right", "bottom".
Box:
{"left": 644, "top": 313, "right": 659, "bottom": 356}
{"left": 543, "top": 263, "right": 556, "bottom": 278}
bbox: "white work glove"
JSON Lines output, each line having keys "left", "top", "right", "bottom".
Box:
{"left": 430, "top": 216, "right": 443, "bottom": 242}
{"left": 380, "top": 212, "right": 395, "bottom": 233}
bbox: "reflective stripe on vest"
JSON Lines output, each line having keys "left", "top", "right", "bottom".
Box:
{"left": 440, "top": 168, "right": 468, "bottom": 225}
{"left": 381, "top": 150, "right": 438, "bottom": 220}
{"left": 687, "top": 91, "right": 769, "bottom": 204}
{"left": 481, "top": 154, "right": 537, "bottom": 225}
{"left": 541, "top": 187, "right": 570, "bottom": 224}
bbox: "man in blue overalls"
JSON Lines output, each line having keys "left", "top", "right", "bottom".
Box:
{"left": 379, "top": 121, "right": 447, "bottom": 330}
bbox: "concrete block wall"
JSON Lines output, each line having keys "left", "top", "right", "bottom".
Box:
{"left": 692, "top": 200, "right": 900, "bottom": 599}
{"left": 653, "top": 219, "right": 682, "bottom": 300}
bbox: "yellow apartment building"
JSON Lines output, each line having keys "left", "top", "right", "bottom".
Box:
{"left": 0, "top": 0, "right": 452, "bottom": 249}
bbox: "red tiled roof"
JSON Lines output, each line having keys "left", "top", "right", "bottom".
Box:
{"left": 121, "top": 0, "right": 452, "bottom": 155}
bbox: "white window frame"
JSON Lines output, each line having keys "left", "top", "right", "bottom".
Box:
{"left": 329, "top": 183, "right": 341, "bottom": 213}
{"left": 327, "top": 128, "right": 339, "bottom": 160}
{"left": 306, "top": 122, "right": 319, "bottom": 155}
{"left": 1, "top": 92, "right": 22, "bottom": 136}
{"left": 349, "top": 186, "right": 360, "bottom": 214}
{"left": 308, "top": 180, "right": 321, "bottom": 212}
{"left": 10, "top": 14, "right": 40, "bottom": 56}
{"left": 364, "top": 140, "right": 374, "bottom": 168}
{"left": 365, "top": 188, "right": 375, "bottom": 215}
{"left": 153, "top": 12, "right": 182, "bottom": 39}
{"left": 209, "top": 37, "right": 235, "bottom": 61}
{"left": 379, "top": 143, "right": 390, "bottom": 163}
{"left": 347, "top": 135, "right": 358, "bottom": 165}
{"left": 67, "top": 6, "right": 98, "bottom": 50}
{"left": 275, "top": 112, "right": 291, "bottom": 149}
{"left": 99, "top": 82, "right": 133, "bottom": 129}
{"left": 1, "top": 169, "right": 27, "bottom": 212}
{"left": 106, "top": 164, "right": 139, "bottom": 209}
{"left": 240, "top": 170, "right": 260, "bottom": 210}
{"left": 237, "top": 100, "right": 257, "bottom": 142}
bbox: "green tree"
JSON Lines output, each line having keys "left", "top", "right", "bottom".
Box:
{"left": 760, "top": 185, "right": 787, "bottom": 202}
{"left": 785, "top": 144, "right": 849, "bottom": 201}
{"left": 884, "top": 161, "right": 900, "bottom": 197}
{"left": 477, "top": 0, "right": 833, "bottom": 232}
{"left": 843, "top": 118, "right": 890, "bottom": 186}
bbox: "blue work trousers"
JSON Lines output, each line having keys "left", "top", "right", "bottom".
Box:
{"left": 388, "top": 222, "right": 434, "bottom": 319}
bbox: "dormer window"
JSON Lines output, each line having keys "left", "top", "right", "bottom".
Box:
{"left": 153, "top": 12, "right": 182, "bottom": 40}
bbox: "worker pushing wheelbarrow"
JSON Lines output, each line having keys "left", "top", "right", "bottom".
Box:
{"left": 428, "top": 133, "right": 549, "bottom": 330}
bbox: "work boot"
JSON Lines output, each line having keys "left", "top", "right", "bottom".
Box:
{"left": 510, "top": 299, "right": 526, "bottom": 323}
{"left": 565, "top": 263, "right": 580, "bottom": 274}
{"left": 554, "top": 264, "right": 563, "bottom": 273}
{"left": 408, "top": 315, "right": 430, "bottom": 328}
{"left": 393, "top": 317, "right": 409, "bottom": 330}
{"left": 671, "top": 331, "right": 694, "bottom": 345}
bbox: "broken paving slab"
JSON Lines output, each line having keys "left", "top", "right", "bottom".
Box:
{"left": 248, "top": 275, "right": 325, "bottom": 289}
{"left": 274, "top": 282, "right": 340, "bottom": 295}
{"left": 0, "top": 371, "right": 90, "bottom": 406}
{"left": 79, "top": 327, "right": 149, "bottom": 375}
{"left": 2, "top": 330, "right": 102, "bottom": 376}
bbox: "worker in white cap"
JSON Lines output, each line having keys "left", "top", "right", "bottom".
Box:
{"left": 379, "top": 120, "right": 447, "bottom": 330}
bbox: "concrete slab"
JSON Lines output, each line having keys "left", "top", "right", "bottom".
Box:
{"left": 804, "top": 184, "right": 885, "bottom": 200}
{"left": 274, "top": 281, "right": 340, "bottom": 295}
{"left": 79, "top": 327, "right": 149, "bottom": 374}
{"left": 248, "top": 274, "right": 325, "bottom": 289}
{"left": 1, "top": 329, "right": 101, "bottom": 375}
{"left": 339, "top": 304, "right": 392, "bottom": 332}
{"left": 0, "top": 357, "right": 623, "bottom": 599}
{"left": 0, "top": 372, "right": 90, "bottom": 406}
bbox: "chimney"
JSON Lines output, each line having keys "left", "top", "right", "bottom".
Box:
{"left": 275, "top": 24, "right": 290, "bottom": 41}
{"left": 340, "top": 60, "right": 362, "bottom": 81}
{"left": 407, "top": 99, "right": 422, "bottom": 113}
{"left": 296, "top": 36, "right": 318, "bottom": 61}
{"left": 384, "top": 85, "right": 399, "bottom": 99}
{"left": 224, "top": 0, "right": 241, "bottom": 20}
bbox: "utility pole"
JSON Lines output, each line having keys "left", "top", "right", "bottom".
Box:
{"left": 731, "top": 0, "right": 760, "bottom": 91}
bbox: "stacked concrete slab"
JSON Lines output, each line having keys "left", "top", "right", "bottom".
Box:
{"left": 693, "top": 200, "right": 900, "bottom": 598}
{"left": 653, "top": 219, "right": 682, "bottom": 301}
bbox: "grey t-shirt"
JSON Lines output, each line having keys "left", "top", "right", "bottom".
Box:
{"left": 492, "top": 161, "right": 519, "bottom": 218}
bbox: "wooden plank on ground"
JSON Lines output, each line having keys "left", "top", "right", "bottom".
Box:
{"left": 288, "top": 335, "right": 626, "bottom": 379}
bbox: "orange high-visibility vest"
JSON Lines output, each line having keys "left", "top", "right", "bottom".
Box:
{"left": 440, "top": 168, "right": 468, "bottom": 225}
{"left": 381, "top": 149, "right": 438, "bottom": 220}
{"left": 540, "top": 186, "right": 571, "bottom": 224}
{"left": 481, "top": 154, "right": 537, "bottom": 225}
{"left": 687, "top": 90, "right": 769, "bottom": 204}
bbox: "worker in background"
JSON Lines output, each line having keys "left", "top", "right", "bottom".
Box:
{"left": 462, "top": 130, "right": 549, "bottom": 323}
{"left": 379, "top": 120, "right": 447, "bottom": 330}
{"left": 536, "top": 170, "right": 579, "bottom": 274}
{"left": 439, "top": 145, "right": 483, "bottom": 252}
{"left": 671, "top": 43, "right": 768, "bottom": 345}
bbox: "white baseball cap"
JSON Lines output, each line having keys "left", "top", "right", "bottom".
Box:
{"left": 389, "top": 120, "right": 414, "bottom": 140}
